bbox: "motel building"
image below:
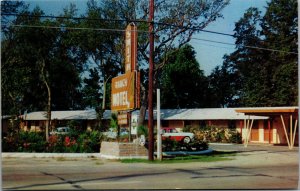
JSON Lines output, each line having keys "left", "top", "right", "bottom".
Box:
{"left": 12, "top": 106, "right": 298, "bottom": 150}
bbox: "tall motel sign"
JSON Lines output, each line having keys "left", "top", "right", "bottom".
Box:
{"left": 111, "top": 23, "right": 140, "bottom": 133}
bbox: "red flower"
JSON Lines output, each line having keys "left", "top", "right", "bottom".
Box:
{"left": 64, "top": 136, "right": 70, "bottom": 147}
{"left": 64, "top": 136, "right": 76, "bottom": 147}
{"left": 48, "top": 135, "right": 58, "bottom": 147}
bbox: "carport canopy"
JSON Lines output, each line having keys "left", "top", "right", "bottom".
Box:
{"left": 236, "top": 107, "right": 298, "bottom": 149}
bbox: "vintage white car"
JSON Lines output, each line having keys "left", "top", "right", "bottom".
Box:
{"left": 162, "top": 127, "right": 194, "bottom": 143}
{"left": 50, "top": 127, "right": 70, "bottom": 135}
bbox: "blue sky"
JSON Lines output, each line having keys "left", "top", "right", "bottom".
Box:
{"left": 28, "top": 0, "right": 270, "bottom": 75}
{"left": 191, "top": 0, "right": 269, "bottom": 75}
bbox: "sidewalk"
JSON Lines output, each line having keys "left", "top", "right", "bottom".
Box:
{"left": 209, "top": 143, "right": 299, "bottom": 152}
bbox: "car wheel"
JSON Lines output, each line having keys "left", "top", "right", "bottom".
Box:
{"left": 183, "top": 136, "right": 191, "bottom": 144}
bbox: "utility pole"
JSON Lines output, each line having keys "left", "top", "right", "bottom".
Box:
{"left": 148, "top": 0, "right": 154, "bottom": 161}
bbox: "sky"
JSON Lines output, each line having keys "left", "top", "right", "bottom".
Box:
{"left": 27, "top": 0, "right": 270, "bottom": 76}
{"left": 191, "top": 0, "right": 269, "bottom": 75}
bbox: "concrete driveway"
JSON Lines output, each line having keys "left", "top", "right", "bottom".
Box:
{"left": 2, "top": 144, "right": 299, "bottom": 190}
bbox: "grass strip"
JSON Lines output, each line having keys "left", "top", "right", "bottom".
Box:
{"left": 121, "top": 150, "right": 237, "bottom": 164}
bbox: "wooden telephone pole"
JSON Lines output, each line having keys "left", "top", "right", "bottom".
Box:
{"left": 148, "top": 0, "right": 154, "bottom": 161}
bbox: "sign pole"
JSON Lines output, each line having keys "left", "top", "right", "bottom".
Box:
{"left": 128, "top": 111, "right": 131, "bottom": 142}
{"left": 157, "top": 89, "right": 162, "bottom": 160}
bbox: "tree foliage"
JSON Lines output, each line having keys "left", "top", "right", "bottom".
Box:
{"left": 1, "top": 0, "right": 27, "bottom": 32}
{"left": 1, "top": 5, "right": 85, "bottom": 115}
{"left": 3, "top": 0, "right": 296, "bottom": 118}
{"left": 82, "top": 68, "right": 102, "bottom": 109}
{"left": 2, "top": 0, "right": 229, "bottom": 118}
{"left": 160, "top": 45, "right": 209, "bottom": 108}
{"left": 210, "top": 0, "right": 297, "bottom": 107}
{"left": 209, "top": 55, "right": 242, "bottom": 107}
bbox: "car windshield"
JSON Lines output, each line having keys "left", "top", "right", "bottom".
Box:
{"left": 163, "top": 128, "right": 178, "bottom": 133}
{"left": 170, "top": 129, "right": 178, "bottom": 133}
{"left": 56, "top": 127, "right": 69, "bottom": 132}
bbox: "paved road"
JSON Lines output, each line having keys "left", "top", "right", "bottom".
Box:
{"left": 2, "top": 144, "right": 299, "bottom": 190}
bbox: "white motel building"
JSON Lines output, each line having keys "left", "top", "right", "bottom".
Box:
{"left": 9, "top": 106, "right": 298, "bottom": 150}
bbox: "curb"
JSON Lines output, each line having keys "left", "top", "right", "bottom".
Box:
{"left": 2, "top": 152, "right": 102, "bottom": 158}
{"left": 154, "top": 149, "right": 214, "bottom": 157}
{"left": 99, "top": 154, "right": 148, "bottom": 160}
{"left": 2, "top": 152, "right": 149, "bottom": 160}
{"left": 209, "top": 143, "right": 234, "bottom": 146}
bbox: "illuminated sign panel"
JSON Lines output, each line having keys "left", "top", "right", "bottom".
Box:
{"left": 111, "top": 72, "right": 135, "bottom": 111}
{"left": 125, "top": 23, "right": 137, "bottom": 73}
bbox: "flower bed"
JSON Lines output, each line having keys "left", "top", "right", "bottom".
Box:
{"left": 2, "top": 131, "right": 103, "bottom": 153}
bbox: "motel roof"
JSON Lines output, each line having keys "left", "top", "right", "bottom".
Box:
{"left": 138, "top": 108, "right": 269, "bottom": 120}
{"left": 23, "top": 107, "right": 285, "bottom": 121}
{"left": 235, "top": 106, "right": 298, "bottom": 116}
{"left": 23, "top": 110, "right": 111, "bottom": 120}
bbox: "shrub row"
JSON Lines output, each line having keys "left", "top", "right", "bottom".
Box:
{"left": 2, "top": 130, "right": 103, "bottom": 153}
{"left": 161, "top": 138, "right": 208, "bottom": 152}
{"left": 183, "top": 125, "right": 242, "bottom": 143}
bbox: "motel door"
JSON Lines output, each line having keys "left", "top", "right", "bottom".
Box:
{"left": 250, "top": 121, "right": 259, "bottom": 142}
{"left": 264, "top": 120, "right": 273, "bottom": 143}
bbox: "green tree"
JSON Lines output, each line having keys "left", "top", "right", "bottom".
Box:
{"left": 118, "top": 0, "right": 229, "bottom": 124}
{"left": 1, "top": 7, "right": 59, "bottom": 140}
{"left": 160, "top": 45, "right": 208, "bottom": 108}
{"left": 221, "top": 1, "right": 297, "bottom": 107}
{"left": 1, "top": 0, "right": 27, "bottom": 32}
{"left": 2, "top": 5, "right": 86, "bottom": 141}
{"left": 232, "top": 7, "right": 269, "bottom": 106}
{"left": 71, "top": 0, "right": 229, "bottom": 125}
{"left": 2, "top": 0, "right": 230, "bottom": 123}
{"left": 1, "top": 4, "right": 86, "bottom": 116}
{"left": 261, "top": 0, "right": 298, "bottom": 106}
{"left": 209, "top": 54, "right": 242, "bottom": 107}
{"left": 75, "top": 0, "right": 123, "bottom": 126}
{"left": 82, "top": 68, "right": 102, "bottom": 109}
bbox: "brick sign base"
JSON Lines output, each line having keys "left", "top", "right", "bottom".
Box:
{"left": 100, "top": 141, "right": 148, "bottom": 159}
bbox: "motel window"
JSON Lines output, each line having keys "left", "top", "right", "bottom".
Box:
{"left": 161, "top": 120, "right": 168, "bottom": 127}
{"left": 228, "top": 120, "right": 236, "bottom": 130}
{"left": 185, "top": 121, "right": 191, "bottom": 126}
{"left": 27, "top": 121, "right": 31, "bottom": 128}
{"left": 200, "top": 121, "right": 206, "bottom": 128}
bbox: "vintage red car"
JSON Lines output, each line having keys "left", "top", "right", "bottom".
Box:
{"left": 161, "top": 127, "right": 194, "bottom": 143}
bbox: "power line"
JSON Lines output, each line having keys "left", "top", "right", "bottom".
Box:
{"left": 193, "top": 41, "right": 235, "bottom": 50}
{"left": 2, "top": 13, "right": 297, "bottom": 55}
{"left": 1, "top": 13, "right": 143, "bottom": 24}
{"left": 192, "top": 37, "right": 298, "bottom": 55}
{"left": 2, "top": 13, "right": 235, "bottom": 37}
{"left": 155, "top": 22, "right": 234, "bottom": 37}
{"left": 7, "top": 24, "right": 149, "bottom": 33}
{"left": 5, "top": 24, "right": 298, "bottom": 55}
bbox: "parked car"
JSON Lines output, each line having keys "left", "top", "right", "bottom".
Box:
{"left": 50, "top": 127, "right": 70, "bottom": 135}
{"left": 162, "top": 127, "right": 194, "bottom": 143}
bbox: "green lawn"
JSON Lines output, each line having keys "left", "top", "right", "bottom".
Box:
{"left": 121, "top": 151, "right": 237, "bottom": 164}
